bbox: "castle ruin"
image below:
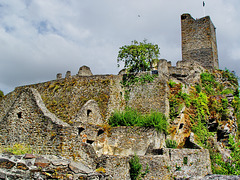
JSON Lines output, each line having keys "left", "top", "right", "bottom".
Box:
{"left": 0, "top": 14, "right": 228, "bottom": 179}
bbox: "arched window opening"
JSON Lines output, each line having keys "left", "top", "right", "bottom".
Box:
{"left": 87, "top": 109, "right": 92, "bottom": 117}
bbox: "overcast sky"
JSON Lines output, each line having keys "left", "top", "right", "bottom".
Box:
{"left": 0, "top": 0, "right": 240, "bottom": 94}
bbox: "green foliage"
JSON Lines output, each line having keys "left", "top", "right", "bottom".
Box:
{"left": 165, "top": 139, "right": 177, "bottom": 148}
{"left": 195, "top": 84, "right": 201, "bottom": 93}
{"left": 108, "top": 107, "right": 168, "bottom": 133}
{"left": 167, "top": 70, "right": 240, "bottom": 175}
{"left": 0, "top": 90, "right": 3, "bottom": 98}
{"left": 200, "top": 72, "right": 219, "bottom": 95}
{"left": 169, "top": 96, "right": 180, "bottom": 120}
{"left": 109, "top": 107, "right": 139, "bottom": 127}
{"left": 168, "top": 80, "right": 176, "bottom": 88}
{"left": 169, "top": 82, "right": 190, "bottom": 121}
{"left": 175, "top": 164, "right": 181, "bottom": 171}
{"left": 117, "top": 39, "right": 160, "bottom": 73}
{"left": 221, "top": 88, "right": 234, "bottom": 95}
{"left": 183, "top": 157, "right": 188, "bottom": 165}
{"left": 232, "top": 96, "right": 240, "bottom": 134}
{"left": 189, "top": 91, "right": 213, "bottom": 146}
{"left": 222, "top": 68, "right": 239, "bottom": 86}
{"left": 4, "top": 143, "right": 32, "bottom": 155}
{"left": 211, "top": 136, "right": 240, "bottom": 175}
{"left": 129, "top": 154, "right": 149, "bottom": 180}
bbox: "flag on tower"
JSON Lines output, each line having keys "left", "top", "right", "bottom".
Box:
{"left": 203, "top": 1, "right": 205, "bottom": 7}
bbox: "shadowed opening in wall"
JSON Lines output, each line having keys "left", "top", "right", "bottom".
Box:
{"left": 87, "top": 140, "right": 94, "bottom": 144}
{"left": 17, "top": 112, "right": 22, "bottom": 118}
{"left": 97, "top": 129, "right": 104, "bottom": 136}
{"left": 78, "top": 127, "right": 85, "bottom": 135}
{"left": 87, "top": 109, "right": 92, "bottom": 117}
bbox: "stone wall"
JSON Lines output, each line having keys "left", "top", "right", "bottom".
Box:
{"left": 93, "top": 126, "right": 166, "bottom": 156}
{"left": 98, "top": 148, "right": 212, "bottom": 179}
{"left": 126, "top": 75, "right": 169, "bottom": 116}
{"left": 181, "top": 13, "right": 219, "bottom": 69}
{"left": 10, "top": 74, "right": 125, "bottom": 123}
{"left": 0, "top": 88, "right": 100, "bottom": 167}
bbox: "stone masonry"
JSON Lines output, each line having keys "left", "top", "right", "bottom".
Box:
{"left": 181, "top": 13, "right": 219, "bottom": 69}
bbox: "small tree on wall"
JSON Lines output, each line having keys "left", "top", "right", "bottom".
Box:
{"left": 117, "top": 39, "right": 160, "bottom": 74}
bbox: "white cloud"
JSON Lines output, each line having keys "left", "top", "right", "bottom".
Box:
{"left": 0, "top": 0, "right": 240, "bottom": 94}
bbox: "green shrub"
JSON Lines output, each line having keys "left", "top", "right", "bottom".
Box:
{"left": 183, "top": 157, "right": 188, "bottom": 165}
{"left": 195, "top": 84, "right": 201, "bottom": 93}
{"left": 108, "top": 108, "right": 168, "bottom": 133}
{"left": 165, "top": 139, "right": 177, "bottom": 148}
{"left": 211, "top": 136, "right": 240, "bottom": 175}
{"left": 108, "top": 107, "right": 138, "bottom": 127}
{"left": 200, "top": 72, "right": 219, "bottom": 95}
{"left": 222, "top": 68, "right": 238, "bottom": 86}
{"left": 169, "top": 80, "right": 176, "bottom": 88}
{"left": 4, "top": 143, "right": 32, "bottom": 155}
{"left": 221, "top": 88, "right": 234, "bottom": 95}
{"left": 201, "top": 73, "right": 215, "bottom": 85}
{"left": 129, "top": 154, "right": 149, "bottom": 180}
{"left": 140, "top": 111, "right": 168, "bottom": 133}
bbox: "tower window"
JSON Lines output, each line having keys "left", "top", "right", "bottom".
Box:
{"left": 17, "top": 112, "right": 22, "bottom": 118}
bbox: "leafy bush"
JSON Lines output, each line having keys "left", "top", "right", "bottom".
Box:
{"left": 200, "top": 73, "right": 219, "bottom": 95}
{"left": 195, "top": 84, "right": 201, "bottom": 93}
{"left": 211, "top": 136, "right": 240, "bottom": 175}
{"left": 169, "top": 80, "right": 176, "bottom": 88}
{"left": 108, "top": 108, "right": 168, "bottom": 133}
{"left": 169, "top": 83, "right": 189, "bottom": 121}
{"left": 222, "top": 68, "right": 238, "bottom": 86}
{"left": 117, "top": 39, "right": 160, "bottom": 74}
{"left": 129, "top": 154, "right": 149, "bottom": 180}
{"left": 221, "top": 88, "right": 234, "bottom": 95}
{"left": 201, "top": 73, "right": 215, "bottom": 85}
{"left": 4, "top": 143, "right": 32, "bottom": 155}
{"left": 165, "top": 139, "right": 177, "bottom": 148}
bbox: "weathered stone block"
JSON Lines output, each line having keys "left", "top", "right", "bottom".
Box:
{"left": 0, "top": 158, "right": 15, "bottom": 169}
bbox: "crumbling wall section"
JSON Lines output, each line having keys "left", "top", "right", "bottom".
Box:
{"left": 13, "top": 74, "right": 124, "bottom": 123}
{"left": 98, "top": 148, "right": 212, "bottom": 179}
{"left": 0, "top": 88, "right": 99, "bottom": 167}
{"left": 0, "top": 88, "right": 69, "bottom": 155}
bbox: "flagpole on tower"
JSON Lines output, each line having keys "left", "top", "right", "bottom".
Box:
{"left": 203, "top": 1, "right": 206, "bottom": 16}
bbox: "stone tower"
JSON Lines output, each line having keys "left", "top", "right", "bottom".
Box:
{"left": 181, "top": 13, "right": 219, "bottom": 69}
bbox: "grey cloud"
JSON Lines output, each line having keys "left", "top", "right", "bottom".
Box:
{"left": 0, "top": 0, "right": 240, "bottom": 94}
